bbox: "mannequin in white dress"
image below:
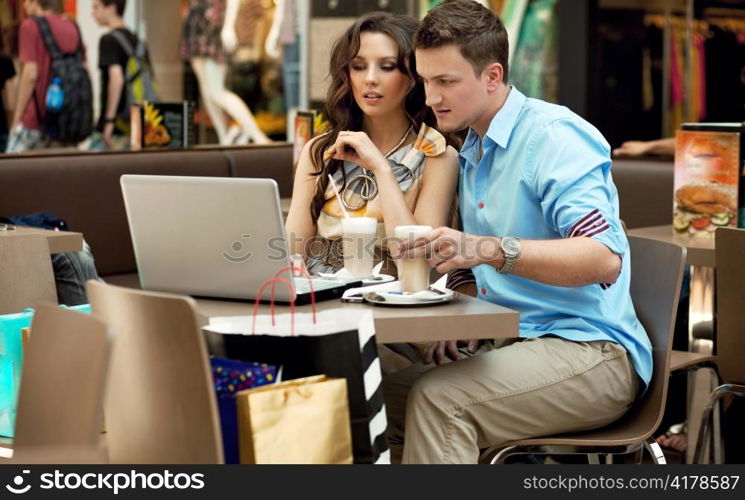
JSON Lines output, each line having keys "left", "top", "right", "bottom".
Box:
{"left": 182, "top": 0, "right": 270, "bottom": 144}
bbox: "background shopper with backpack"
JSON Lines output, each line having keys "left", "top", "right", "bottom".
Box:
{"left": 0, "top": 42, "right": 17, "bottom": 153}
{"left": 6, "top": 0, "right": 93, "bottom": 153}
{"left": 91, "top": 0, "right": 157, "bottom": 150}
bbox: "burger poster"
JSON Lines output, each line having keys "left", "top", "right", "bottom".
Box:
{"left": 673, "top": 130, "right": 741, "bottom": 237}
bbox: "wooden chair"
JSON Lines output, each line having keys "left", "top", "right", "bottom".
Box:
{"left": 0, "top": 234, "right": 57, "bottom": 315}
{"left": 7, "top": 304, "right": 111, "bottom": 463}
{"left": 484, "top": 236, "right": 686, "bottom": 464}
{"left": 693, "top": 228, "right": 745, "bottom": 463}
{"left": 87, "top": 280, "right": 223, "bottom": 464}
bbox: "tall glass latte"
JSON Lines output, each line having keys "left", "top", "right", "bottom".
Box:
{"left": 394, "top": 225, "right": 432, "bottom": 292}
{"left": 342, "top": 217, "right": 377, "bottom": 278}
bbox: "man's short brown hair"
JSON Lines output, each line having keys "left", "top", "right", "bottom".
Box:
{"left": 37, "top": 0, "right": 62, "bottom": 12}
{"left": 415, "top": 0, "right": 509, "bottom": 82}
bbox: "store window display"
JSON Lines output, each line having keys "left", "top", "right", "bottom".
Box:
{"left": 226, "top": 0, "right": 285, "bottom": 139}
{"left": 181, "top": 0, "right": 270, "bottom": 145}
{"left": 265, "top": 0, "right": 299, "bottom": 112}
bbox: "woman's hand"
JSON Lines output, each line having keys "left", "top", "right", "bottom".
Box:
{"left": 326, "top": 131, "right": 390, "bottom": 174}
{"left": 424, "top": 340, "right": 480, "bottom": 364}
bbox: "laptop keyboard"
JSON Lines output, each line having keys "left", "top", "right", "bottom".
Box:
{"left": 294, "top": 277, "right": 344, "bottom": 294}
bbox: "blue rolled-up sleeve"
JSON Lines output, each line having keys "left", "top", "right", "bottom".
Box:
{"left": 524, "top": 118, "right": 626, "bottom": 257}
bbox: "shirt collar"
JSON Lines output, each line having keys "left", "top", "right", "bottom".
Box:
{"left": 484, "top": 86, "right": 526, "bottom": 149}
{"left": 458, "top": 129, "right": 481, "bottom": 169}
{"left": 457, "top": 86, "right": 526, "bottom": 169}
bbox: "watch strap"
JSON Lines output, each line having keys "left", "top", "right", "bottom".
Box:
{"left": 496, "top": 237, "right": 520, "bottom": 274}
{"left": 497, "top": 256, "right": 517, "bottom": 274}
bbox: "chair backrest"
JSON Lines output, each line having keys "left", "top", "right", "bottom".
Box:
{"left": 87, "top": 280, "right": 223, "bottom": 464}
{"left": 12, "top": 304, "right": 112, "bottom": 460}
{"left": 614, "top": 235, "right": 686, "bottom": 437}
{"left": 715, "top": 227, "right": 745, "bottom": 385}
{"left": 0, "top": 234, "right": 57, "bottom": 315}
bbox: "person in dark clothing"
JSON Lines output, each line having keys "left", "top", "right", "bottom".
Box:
{"left": 0, "top": 53, "right": 17, "bottom": 152}
{"left": 6, "top": 0, "right": 83, "bottom": 153}
{"left": 91, "top": 0, "right": 149, "bottom": 149}
{"left": 1, "top": 213, "right": 102, "bottom": 306}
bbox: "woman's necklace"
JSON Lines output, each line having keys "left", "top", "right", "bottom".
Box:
{"left": 341, "top": 125, "right": 413, "bottom": 211}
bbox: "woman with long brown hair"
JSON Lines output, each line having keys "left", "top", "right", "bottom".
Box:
{"left": 285, "top": 12, "right": 459, "bottom": 276}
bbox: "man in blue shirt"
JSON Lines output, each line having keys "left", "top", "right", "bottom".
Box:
{"left": 387, "top": 0, "right": 650, "bottom": 464}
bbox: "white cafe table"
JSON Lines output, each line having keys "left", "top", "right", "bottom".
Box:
{"left": 107, "top": 274, "right": 520, "bottom": 344}
{"left": 195, "top": 293, "right": 519, "bottom": 344}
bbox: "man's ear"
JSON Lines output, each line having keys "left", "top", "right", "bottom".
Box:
{"left": 483, "top": 62, "right": 504, "bottom": 93}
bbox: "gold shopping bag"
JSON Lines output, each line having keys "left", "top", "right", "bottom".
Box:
{"left": 236, "top": 374, "right": 353, "bottom": 464}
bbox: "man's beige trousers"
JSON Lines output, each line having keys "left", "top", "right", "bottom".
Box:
{"left": 383, "top": 336, "right": 640, "bottom": 464}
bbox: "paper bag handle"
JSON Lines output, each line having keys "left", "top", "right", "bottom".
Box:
{"left": 271, "top": 265, "right": 317, "bottom": 321}
{"left": 251, "top": 277, "right": 296, "bottom": 335}
{"left": 250, "top": 266, "right": 318, "bottom": 336}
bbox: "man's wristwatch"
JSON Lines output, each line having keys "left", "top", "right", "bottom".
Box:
{"left": 496, "top": 236, "right": 521, "bottom": 274}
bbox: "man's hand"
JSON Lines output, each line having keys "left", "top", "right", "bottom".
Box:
{"left": 424, "top": 340, "right": 480, "bottom": 365}
{"left": 397, "top": 226, "right": 502, "bottom": 274}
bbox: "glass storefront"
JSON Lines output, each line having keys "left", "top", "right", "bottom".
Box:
{"left": 0, "top": 0, "right": 742, "bottom": 155}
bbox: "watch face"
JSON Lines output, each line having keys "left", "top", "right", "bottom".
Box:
{"left": 503, "top": 238, "right": 520, "bottom": 255}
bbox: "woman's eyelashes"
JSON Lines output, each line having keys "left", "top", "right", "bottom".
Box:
{"left": 350, "top": 61, "right": 399, "bottom": 72}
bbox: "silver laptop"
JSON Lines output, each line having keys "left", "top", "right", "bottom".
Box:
{"left": 120, "top": 175, "right": 352, "bottom": 303}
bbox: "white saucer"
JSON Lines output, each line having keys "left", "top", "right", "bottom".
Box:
{"left": 361, "top": 274, "right": 395, "bottom": 285}
{"left": 363, "top": 288, "right": 455, "bottom": 307}
{"left": 316, "top": 271, "right": 394, "bottom": 286}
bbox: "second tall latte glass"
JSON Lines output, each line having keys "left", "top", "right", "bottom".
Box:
{"left": 394, "top": 225, "right": 432, "bottom": 292}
